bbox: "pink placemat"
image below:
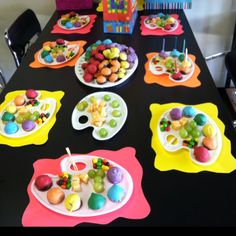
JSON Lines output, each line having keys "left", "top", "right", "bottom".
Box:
{"left": 140, "top": 14, "right": 184, "bottom": 36}
{"left": 51, "top": 14, "right": 97, "bottom": 34}
{"left": 22, "top": 147, "right": 150, "bottom": 226}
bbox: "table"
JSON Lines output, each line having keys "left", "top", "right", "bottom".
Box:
{"left": 1, "top": 6, "right": 236, "bottom": 227}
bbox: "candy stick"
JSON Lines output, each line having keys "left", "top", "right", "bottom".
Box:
{"left": 162, "top": 38, "right": 165, "bottom": 51}
{"left": 174, "top": 36, "right": 178, "bottom": 49}
{"left": 182, "top": 39, "right": 186, "bottom": 53}
{"left": 184, "top": 48, "right": 188, "bottom": 63}
{"left": 65, "top": 147, "right": 78, "bottom": 172}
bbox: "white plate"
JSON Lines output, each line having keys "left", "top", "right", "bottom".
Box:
{"left": 74, "top": 53, "right": 138, "bottom": 88}
{"left": 31, "top": 155, "right": 133, "bottom": 217}
{"left": 57, "top": 15, "right": 90, "bottom": 30}
{"left": 149, "top": 51, "right": 195, "bottom": 83}
{"left": 144, "top": 16, "right": 179, "bottom": 32}
{"left": 0, "top": 91, "right": 56, "bottom": 138}
{"left": 157, "top": 106, "right": 222, "bottom": 166}
{"left": 71, "top": 92, "right": 128, "bottom": 141}
{"left": 38, "top": 42, "right": 80, "bottom": 66}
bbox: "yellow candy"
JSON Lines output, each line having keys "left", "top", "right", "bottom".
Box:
{"left": 6, "top": 105, "right": 17, "bottom": 114}
{"left": 179, "top": 117, "right": 188, "bottom": 126}
{"left": 92, "top": 158, "right": 97, "bottom": 164}
{"left": 102, "top": 165, "right": 109, "bottom": 171}
{"left": 42, "top": 117, "right": 47, "bottom": 122}
{"left": 202, "top": 124, "right": 216, "bottom": 138}
{"left": 121, "top": 61, "right": 130, "bottom": 69}
{"left": 43, "top": 45, "right": 51, "bottom": 51}
{"left": 171, "top": 121, "right": 181, "bottom": 130}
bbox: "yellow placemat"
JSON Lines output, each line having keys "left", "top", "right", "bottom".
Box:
{"left": 0, "top": 90, "right": 64, "bottom": 147}
{"left": 150, "top": 102, "right": 236, "bottom": 173}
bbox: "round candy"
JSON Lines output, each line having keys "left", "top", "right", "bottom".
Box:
{"left": 26, "top": 89, "right": 38, "bottom": 99}
{"left": 22, "top": 120, "right": 36, "bottom": 132}
{"left": 104, "top": 94, "right": 111, "bottom": 101}
{"left": 88, "top": 192, "right": 106, "bottom": 210}
{"left": 107, "top": 184, "right": 125, "bottom": 203}
{"left": 56, "top": 38, "right": 65, "bottom": 45}
{"left": 6, "top": 105, "right": 17, "bottom": 114}
{"left": 112, "top": 110, "right": 121, "bottom": 117}
{"left": 107, "top": 167, "right": 123, "bottom": 184}
{"left": 194, "top": 114, "right": 207, "bottom": 126}
{"left": 73, "top": 22, "right": 81, "bottom": 28}
{"left": 202, "top": 137, "right": 217, "bottom": 150}
{"left": 47, "top": 187, "right": 65, "bottom": 205}
{"left": 56, "top": 55, "right": 66, "bottom": 63}
{"left": 103, "top": 39, "right": 113, "bottom": 45}
{"left": 99, "top": 128, "right": 108, "bottom": 138}
{"left": 170, "top": 108, "right": 182, "bottom": 120}
{"left": 111, "top": 100, "right": 119, "bottom": 108}
{"left": 4, "top": 122, "right": 19, "bottom": 134}
{"left": 183, "top": 106, "right": 196, "bottom": 118}
{"left": 65, "top": 21, "right": 73, "bottom": 29}
{"left": 193, "top": 146, "right": 210, "bottom": 163}
{"left": 64, "top": 194, "right": 81, "bottom": 211}
{"left": 2, "top": 112, "right": 15, "bottom": 123}
{"left": 14, "top": 95, "right": 25, "bottom": 106}
{"left": 41, "top": 50, "right": 49, "bottom": 58}
{"left": 202, "top": 124, "right": 216, "bottom": 138}
{"left": 109, "top": 119, "right": 117, "bottom": 128}
{"left": 44, "top": 55, "right": 53, "bottom": 63}
{"left": 35, "top": 174, "right": 53, "bottom": 191}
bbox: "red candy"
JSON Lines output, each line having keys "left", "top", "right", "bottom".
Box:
{"left": 84, "top": 73, "right": 93, "bottom": 82}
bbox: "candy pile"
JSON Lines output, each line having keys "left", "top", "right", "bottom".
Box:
{"left": 92, "top": 157, "right": 113, "bottom": 171}
{"left": 82, "top": 39, "right": 137, "bottom": 84}
{"left": 56, "top": 172, "right": 72, "bottom": 189}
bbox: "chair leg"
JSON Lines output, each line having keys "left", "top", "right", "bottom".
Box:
{"left": 225, "top": 72, "right": 232, "bottom": 88}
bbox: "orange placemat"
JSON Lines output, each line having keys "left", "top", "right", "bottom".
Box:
{"left": 29, "top": 40, "right": 86, "bottom": 69}
{"left": 150, "top": 103, "right": 236, "bottom": 173}
{"left": 0, "top": 90, "right": 64, "bottom": 147}
{"left": 51, "top": 14, "right": 97, "bottom": 34}
{"left": 140, "top": 15, "right": 184, "bottom": 36}
{"left": 144, "top": 52, "right": 201, "bottom": 87}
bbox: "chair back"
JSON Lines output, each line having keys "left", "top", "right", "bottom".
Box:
{"left": 4, "top": 9, "right": 41, "bottom": 67}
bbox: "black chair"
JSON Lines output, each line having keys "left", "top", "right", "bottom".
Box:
{"left": 4, "top": 9, "right": 41, "bottom": 67}
{"left": 225, "top": 50, "right": 236, "bottom": 88}
{"left": 0, "top": 68, "right": 6, "bottom": 89}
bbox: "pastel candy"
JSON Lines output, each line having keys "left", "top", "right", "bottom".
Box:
{"left": 2, "top": 112, "right": 15, "bottom": 123}
{"left": 183, "top": 106, "right": 196, "bottom": 118}
{"left": 22, "top": 120, "right": 36, "bottom": 132}
{"left": 202, "top": 124, "right": 216, "bottom": 138}
{"left": 44, "top": 55, "right": 53, "bottom": 63}
{"left": 65, "top": 22, "right": 73, "bottom": 29}
{"left": 4, "top": 122, "right": 19, "bottom": 134}
{"left": 103, "top": 39, "right": 112, "bottom": 45}
{"left": 194, "top": 114, "right": 207, "bottom": 126}
{"left": 88, "top": 193, "right": 106, "bottom": 210}
{"left": 107, "top": 184, "right": 125, "bottom": 203}
{"left": 170, "top": 108, "right": 182, "bottom": 120}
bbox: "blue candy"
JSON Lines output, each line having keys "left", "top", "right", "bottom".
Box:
{"left": 44, "top": 55, "right": 53, "bottom": 63}
{"left": 4, "top": 122, "right": 19, "bottom": 134}
{"left": 170, "top": 49, "right": 180, "bottom": 58}
{"left": 107, "top": 184, "right": 125, "bottom": 203}
{"left": 95, "top": 40, "right": 102, "bottom": 46}
{"left": 103, "top": 39, "right": 113, "bottom": 45}
{"left": 183, "top": 106, "right": 196, "bottom": 118}
{"left": 65, "top": 22, "right": 73, "bottom": 29}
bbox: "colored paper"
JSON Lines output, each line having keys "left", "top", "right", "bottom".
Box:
{"left": 144, "top": 52, "right": 201, "bottom": 87}
{"left": 30, "top": 40, "right": 86, "bottom": 69}
{"left": 144, "top": 0, "right": 192, "bottom": 9}
{"left": 0, "top": 90, "right": 64, "bottom": 147}
{"left": 150, "top": 103, "right": 236, "bottom": 173}
{"left": 22, "top": 147, "right": 150, "bottom": 226}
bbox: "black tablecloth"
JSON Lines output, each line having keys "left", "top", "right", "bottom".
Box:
{"left": 1, "top": 7, "right": 236, "bottom": 226}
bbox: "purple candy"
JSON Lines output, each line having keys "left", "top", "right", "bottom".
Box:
{"left": 170, "top": 108, "right": 182, "bottom": 120}
{"left": 22, "top": 120, "right": 36, "bottom": 132}
{"left": 128, "top": 47, "right": 135, "bottom": 54}
{"left": 56, "top": 55, "right": 66, "bottom": 62}
{"left": 74, "top": 22, "right": 81, "bottom": 28}
{"left": 107, "top": 167, "right": 123, "bottom": 184}
{"left": 127, "top": 53, "right": 137, "bottom": 63}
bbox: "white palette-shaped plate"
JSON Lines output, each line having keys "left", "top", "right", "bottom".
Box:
{"left": 75, "top": 53, "right": 138, "bottom": 88}
{"left": 38, "top": 43, "right": 80, "bottom": 66}
{"left": 57, "top": 15, "right": 90, "bottom": 30}
{"left": 0, "top": 91, "right": 56, "bottom": 138}
{"left": 149, "top": 51, "right": 195, "bottom": 83}
{"left": 31, "top": 155, "right": 133, "bottom": 217}
{"left": 71, "top": 92, "right": 128, "bottom": 141}
{"left": 157, "top": 107, "right": 222, "bottom": 166}
{"left": 144, "top": 16, "right": 179, "bottom": 32}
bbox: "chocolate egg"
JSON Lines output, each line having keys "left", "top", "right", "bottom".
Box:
{"left": 202, "top": 137, "right": 217, "bottom": 150}
{"left": 22, "top": 120, "right": 36, "bottom": 132}
{"left": 202, "top": 124, "right": 216, "bottom": 138}
{"left": 35, "top": 174, "right": 53, "bottom": 191}
{"left": 4, "top": 122, "right": 19, "bottom": 134}
{"left": 26, "top": 89, "right": 38, "bottom": 99}
{"left": 6, "top": 105, "right": 17, "bottom": 114}
{"left": 170, "top": 108, "right": 182, "bottom": 120}
{"left": 193, "top": 146, "right": 210, "bottom": 163}
{"left": 107, "top": 167, "right": 123, "bottom": 184}
{"left": 194, "top": 114, "right": 207, "bottom": 126}
{"left": 88, "top": 192, "right": 106, "bottom": 210}
{"left": 107, "top": 184, "right": 125, "bottom": 203}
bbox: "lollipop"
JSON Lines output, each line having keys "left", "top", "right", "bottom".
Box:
{"left": 159, "top": 38, "right": 168, "bottom": 59}
{"left": 170, "top": 37, "right": 180, "bottom": 58}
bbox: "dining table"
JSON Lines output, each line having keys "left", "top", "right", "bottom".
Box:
{"left": 1, "top": 5, "right": 236, "bottom": 227}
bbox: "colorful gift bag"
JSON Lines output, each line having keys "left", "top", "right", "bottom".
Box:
{"left": 103, "top": 0, "right": 138, "bottom": 34}
{"left": 55, "top": 0, "right": 93, "bottom": 11}
{"left": 144, "top": 0, "right": 192, "bottom": 9}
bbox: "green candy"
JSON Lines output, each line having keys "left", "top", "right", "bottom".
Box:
{"left": 111, "top": 100, "right": 120, "bottom": 108}
{"left": 2, "top": 112, "right": 15, "bottom": 123}
{"left": 89, "top": 96, "right": 95, "bottom": 103}
{"left": 41, "top": 50, "right": 49, "bottom": 58}
{"left": 76, "top": 102, "right": 85, "bottom": 111}
{"left": 88, "top": 169, "right": 96, "bottom": 178}
{"left": 109, "top": 119, "right": 117, "bottom": 128}
{"left": 61, "top": 19, "right": 68, "bottom": 25}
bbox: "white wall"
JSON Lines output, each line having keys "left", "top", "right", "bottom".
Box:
{"left": 185, "top": 0, "right": 236, "bottom": 87}
{"left": 0, "top": 0, "right": 235, "bottom": 87}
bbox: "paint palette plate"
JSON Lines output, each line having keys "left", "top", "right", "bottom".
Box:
{"left": 58, "top": 15, "right": 90, "bottom": 30}
{"left": 0, "top": 90, "right": 56, "bottom": 138}
{"left": 158, "top": 106, "right": 222, "bottom": 166}
{"left": 149, "top": 51, "right": 195, "bottom": 83}
{"left": 31, "top": 155, "right": 133, "bottom": 217}
{"left": 144, "top": 15, "right": 179, "bottom": 32}
{"left": 38, "top": 41, "right": 80, "bottom": 66}
{"left": 71, "top": 92, "right": 127, "bottom": 141}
